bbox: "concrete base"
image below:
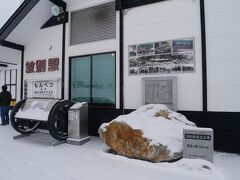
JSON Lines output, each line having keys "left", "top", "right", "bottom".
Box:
{"left": 67, "top": 137, "right": 90, "bottom": 146}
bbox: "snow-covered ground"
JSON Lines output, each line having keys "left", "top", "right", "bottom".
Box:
{"left": 0, "top": 125, "right": 239, "bottom": 180}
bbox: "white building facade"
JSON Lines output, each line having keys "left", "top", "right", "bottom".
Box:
{"left": 0, "top": 0, "right": 239, "bottom": 152}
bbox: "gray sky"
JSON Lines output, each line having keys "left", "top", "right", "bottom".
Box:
{"left": 0, "top": 0, "right": 21, "bottom": 28}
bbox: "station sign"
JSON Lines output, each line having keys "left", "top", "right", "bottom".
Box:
{"left": 32, "top": 80, "right": 58, "bottom": 98}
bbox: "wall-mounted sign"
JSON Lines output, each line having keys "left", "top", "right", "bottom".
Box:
{"left": 48, "top": 58, "right": 60, "bottom": 71}
{"left": 129, "top": 38, "right": 195, "bottom": 75}
{"left": 183, "top": 128, "right": 214, "bottom": 162}
{"left": 142, "top": 76, "right": 177, "bottom": 111}
{"left": 25, "top": 58, "right": 59, "bottom": 73}
{"left": 32, "top": 80, "right": 57, "bottom": 98}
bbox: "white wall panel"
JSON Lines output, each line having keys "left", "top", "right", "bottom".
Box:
{"left": 206, "top": 35, "right": 240, "bottom": 62}
{"left": 207, "top": 60, "right": 240, "bottom": 111}
{"left": 205, "top": 0, "right": 240, "bottom": 112}
{"left": 208, "top": 61, "right": 240, "bottom": 86}
{"left": 123, "top": 0, "right": 202, "bottom": 110}
{"left": 208, "top": 86, "right": 240, "bottom": 112}
{"left": 205, "top": 0, "right": 240, "bottom": 14}
{"left": 205, "top": 11, "right": 240, "bottom": 37}
{"left": 0, "top": 46, "right": 21, "bottom": 64}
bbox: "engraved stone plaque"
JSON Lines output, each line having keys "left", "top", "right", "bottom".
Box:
{"left": 142, "top": 76, "right": 177, "bottom": 111}
{"left": 183, "top": 128, "right": 214, "bottom": 162}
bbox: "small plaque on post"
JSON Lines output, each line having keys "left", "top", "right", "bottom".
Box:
{"left": 183, "top": 128, "right": 214, "bottom": 162}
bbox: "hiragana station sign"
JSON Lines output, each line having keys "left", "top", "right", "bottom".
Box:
{"left": 32, "top": 80, "right": 57, "bottom": 98}
{"left": 25, "top": 58, "right": 59, "bottom": 73}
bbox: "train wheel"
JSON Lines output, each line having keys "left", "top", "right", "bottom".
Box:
{"left": 10, "top": 99, "right": 40, "bottom": 134}
{"left": 48, "top": 100, "right": 74, "bottom": 141}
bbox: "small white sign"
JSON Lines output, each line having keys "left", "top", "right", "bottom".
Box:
{"left": 183, "top": 128, "right": 214, "bottom": 162}
{"left": 32, "top": 80, "right": 57, "bottom": 98}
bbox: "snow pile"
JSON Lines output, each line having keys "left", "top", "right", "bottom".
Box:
{"left": 101, "top": 104, "right": 196, "bottom": 155}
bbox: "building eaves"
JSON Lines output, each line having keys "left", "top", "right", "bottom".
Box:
{"left": 0, "top": 0, "right": 40, "bottom": 40}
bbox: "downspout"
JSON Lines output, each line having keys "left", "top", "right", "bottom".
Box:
{"left": 61, "top": 23, "right": 66, "bottom": 99}
{"left": 20, "top": 50, "right": 24, "bottom": 99}
{"left": 200, "top": 0, "right": 208, "bottom": 127}
{"left": 119, "top": 1, "right": 124, "bottom": 114}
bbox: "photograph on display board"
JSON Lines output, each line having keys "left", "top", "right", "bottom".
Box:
{"left": 139, "top": 67, "right": 149, "bottom": 74}
{"left": 129, "top": 67, "right": 139, "bottom": 74}
{"left": 172, "top": 52, "right": 194, "bottom": 64}
{"left": 129, "top": 45, "right": 137, "bottom": 57}
{"left": 137, "top": 43, "right": 154, "bottom": 56}
{"left": 149, "top": 66, "right": 159, "bottom": 74}
{"left": 172, "top": 39, "right": 193, "bottom": 53}
{"left": 128, "top": 38, "right": 195, "bottom": 75}
{"left": 155, "top": 41, "right": 171, "bottom": 54}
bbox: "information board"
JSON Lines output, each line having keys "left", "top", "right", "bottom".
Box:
{"left": 142, "top": 76, "right": 177, "bottom": 111}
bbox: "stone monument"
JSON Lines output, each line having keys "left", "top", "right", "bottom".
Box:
{"left": 183, "top": 128, "right": 214, "bottom": 162}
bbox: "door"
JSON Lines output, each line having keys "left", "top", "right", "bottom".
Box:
{"left": 70, "top": 52, "right": 119, "bottom": 135}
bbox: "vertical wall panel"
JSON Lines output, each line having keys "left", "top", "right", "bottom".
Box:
{"left": 205, "top": 0, "right": 240, "bottom": 112}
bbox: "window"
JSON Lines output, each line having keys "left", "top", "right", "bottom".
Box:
{"left": 70, "top": 2, "right": 116, "bottom": 45}
{"left": 70, "top": 52, "right": 116, "bottom": 107}
{"left": 5, "top": 69, "right": 17, "bottom": 99}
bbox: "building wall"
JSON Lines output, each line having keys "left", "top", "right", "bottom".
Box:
{"left": 20, "top": 0, "right": 240, "bottom": 112}
{"left": 3, "top": 0, "right": 238, "bottom": 151}
{"left": 65, "top": 0, "right": 120, "bottom": 108}
{"left": 123, "top": 0, "right": 202, "bottom": 111}
{"left": 63, "top": 0, "right": 240, "bottom": 113}
{"left": 24, "top": 25, "right": 63, "bottom": 98}
{"left": 205, "top": 0, "right": 240, "bottom": 112}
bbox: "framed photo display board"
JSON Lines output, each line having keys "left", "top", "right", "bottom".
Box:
{"left": 129, "top": 37, "right": 195, "bottom": 75}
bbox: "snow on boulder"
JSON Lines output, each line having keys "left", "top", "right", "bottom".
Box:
{"left": 99, "top": 104, "right": 196, "bottom": 163}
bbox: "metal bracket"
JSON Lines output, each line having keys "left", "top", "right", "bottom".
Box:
{"left": 41, "top": 0, "right": 68, "bottom": 29}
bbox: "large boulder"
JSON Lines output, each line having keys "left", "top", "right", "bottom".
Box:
{"left": 99, "top": 104, "right": 196, "bottom": 163}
